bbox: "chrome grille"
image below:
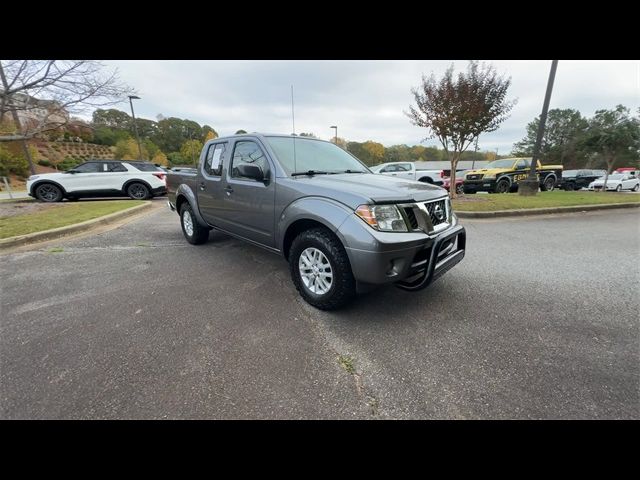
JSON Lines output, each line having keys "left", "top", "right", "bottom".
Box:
{"left": 424, "top": 199, "right": 447, "bottom": 226}
{"left": 403, "top": 208, "right": 419, "bottom": 229}
{"left": 466, "top": 174, "right": 483, "bottom": 180}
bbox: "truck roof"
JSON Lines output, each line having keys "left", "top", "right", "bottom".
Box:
{"left": 211, "top": 133, "right": 331, "bottom": 143}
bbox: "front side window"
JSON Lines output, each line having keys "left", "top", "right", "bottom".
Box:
{"left": 204, "top": 142, "right": 226, "bottom": 176}
{"left": 72, "top": 162, "right": 101, "bottom": 173}
{"left": 398, "top": 163, "right": 412, "bottom": 171}
{"left": 515, "top": 160, "right": 529, "bottom": 170}
{"left": 230, "top": 141, "right": 269, "bottom": 180}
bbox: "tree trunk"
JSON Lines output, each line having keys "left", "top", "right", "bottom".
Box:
{"left": 601, "top": 156, "right": 614, "bottom": 192}
{"left": 449, "top": 152, "right": 460, "bottom": 199}
{"left": 0, "top": 62, "right": 36, "bottom": 176}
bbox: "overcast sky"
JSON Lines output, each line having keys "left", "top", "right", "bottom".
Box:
{"left": 104, "top": 60, "right": 639, "bottom": 154}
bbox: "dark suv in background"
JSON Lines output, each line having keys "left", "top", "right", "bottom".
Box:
{"left": 560, "top": 169, "right": 607, "bottom": 191}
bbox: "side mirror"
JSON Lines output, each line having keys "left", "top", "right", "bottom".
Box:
{"left": 236, "top": 163, "right": 266, "bottom": 181}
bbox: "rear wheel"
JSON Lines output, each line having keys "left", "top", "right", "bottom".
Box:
{"left": 615, "top": 184, "right": 622, "bottom": 192}
{"left": 35, "top": 183, "right": 63, "bottom": 202}
{"left": 633, "top": 183, "right": 639, "bottom": 192}
{"left": 455, "top": 184, "right": 464, "bottom": 195}
{"left": 180, "top": 203, "right": 209, "bottom": 245}
{"left": 541, "top": 176, "right": 555, "bottom": 192}
{"left": 126, "top": 182, "right": 150, "bottom": 200}
{"left": 289, "top": 228, "right": 356, "bottom": 310}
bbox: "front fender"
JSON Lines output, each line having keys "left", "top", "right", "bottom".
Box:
{"left": 175, "top": 183, "right": 208, "bottom": 227}
{"left": 278, "top": 197, "right": 352, "bottom": 251}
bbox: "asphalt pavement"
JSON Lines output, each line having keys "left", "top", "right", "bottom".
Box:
{"left": 1, "top": 204, "right": 638, "bottom": 419}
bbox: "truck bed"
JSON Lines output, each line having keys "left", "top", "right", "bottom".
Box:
{"left": 166, "top": 169, "right": 198, "bottom": 206}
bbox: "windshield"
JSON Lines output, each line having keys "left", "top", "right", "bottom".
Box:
{"left": 483, "top": 159, "right": 519, "bottom": 169}
{"left": 266, "top": 137, "right": 369, "bottom": 175}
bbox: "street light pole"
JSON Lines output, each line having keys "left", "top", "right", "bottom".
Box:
{"left": 128, "top": 95, "right": 143, "bottom": 161}
{"left": 520, "top": 60, "right": 559, "bottom": 196}
{"left": 330, "top": 125, "right": 338, "bottom": 146}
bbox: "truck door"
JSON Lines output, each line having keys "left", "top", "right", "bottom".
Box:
{"left": 217, "top": 139, "right": 276, "bottom": 247}
{"left": 197, "top": 141, "right": 228, "bottom": 225}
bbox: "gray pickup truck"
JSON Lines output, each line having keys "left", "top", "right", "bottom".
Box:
{"left": 167, "top": 133, "right": 466, "bottom": 309}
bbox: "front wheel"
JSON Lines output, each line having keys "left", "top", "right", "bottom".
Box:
{"left": 289, "top": 228, "right": 356, "bottom": 310}
{"left": 35, "top": 183, "right": 63, "bottom": 202}
{"left": 633, "top": 183, "right": 639, "bottom": 192}
{"left": 180, "top": 203, "right": 209, "bottom": 245}
{"left": 615, "top": 184, "right": 622, "bottom": 192}
{"left": 455, "top": 184, "right": 464, "bottom": 195}
{"left": 495, "top": 178, "right": 510, "bottom": 194}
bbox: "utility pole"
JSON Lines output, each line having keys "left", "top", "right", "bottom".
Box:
{"left": 520, "top": 60, "right": 559, "bottom": 196}
{"left": 128, "top": 95, "right": 143, "bottom": 160}
{"left": 472, "top": 136, "right": 479, "bottom": 170}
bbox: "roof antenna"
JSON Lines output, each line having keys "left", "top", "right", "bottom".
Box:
{"left": 291, "top": 84, "right": 297, "bottom": 174}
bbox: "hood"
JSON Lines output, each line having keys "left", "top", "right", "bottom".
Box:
{"left": 27, "top": 172, "right": 69, "bottom": 182}
{"left": 464, "top": 167, "right": 512, "bottom": 177}
{"left": 282, "top": 173, "right": 447, "bottom": 209}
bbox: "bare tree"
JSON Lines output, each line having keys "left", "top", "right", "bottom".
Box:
{"left": 406, "top": 61, "right": 516, "bottom": 198}
{"left": 0, "top": 60, "right": 134, "bottom": 174}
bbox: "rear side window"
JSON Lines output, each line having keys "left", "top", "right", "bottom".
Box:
{"left": 106, "top": 162, "right": 128, "bottom": 172}
{"left": 128, "top": 162, "right": 162, "bottom": 172}
{"left": 204, "top": 142, "right": 226, "bottom": 176}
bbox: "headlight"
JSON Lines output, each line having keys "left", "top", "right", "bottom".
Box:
{"left": 355, "top": 204, "right": 408, "bottom": 232}
{"left": 28, "top": 175, "right": 40, "bottom": 181}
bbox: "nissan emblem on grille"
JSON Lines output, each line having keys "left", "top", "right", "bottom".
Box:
{"left": 434, "top": 204, "right": 445, "bottom": 221}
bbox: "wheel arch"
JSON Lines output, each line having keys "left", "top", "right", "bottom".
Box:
{"left": 279, "top": 197, "right": 351, "bottom": 259}
{"left": 122, "top": 178, "right": 153, "bottom": 194}
{"left": 30, "top": 180, "right": 67, "bottom": 197}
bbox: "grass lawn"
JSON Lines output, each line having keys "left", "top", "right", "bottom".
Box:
{"left": 452, "top": 191, "right": 640, "bottom": 212}
{"left": 0, "top": 200, "right": 145, "bottom": 239}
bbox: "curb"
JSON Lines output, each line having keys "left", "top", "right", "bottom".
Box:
{"left": 0, "top": 202, "right": 153, "bottom": 250}
{"left": 456, "top": 202, "right": 640, "bottom": 218}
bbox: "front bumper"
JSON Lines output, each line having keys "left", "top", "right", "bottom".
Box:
{"left": 463, "top": 179, "right": 496, "bottom": 192}
{"left": 344, "top": 221, "right": 466, "bottom": 290}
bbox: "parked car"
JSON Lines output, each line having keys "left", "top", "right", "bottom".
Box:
{"left": 588, "top": 173, "right": 640, "bottom": 192}
{"left": 614, "top": 167, "right": 639, "bottom": 177}
{"left": 167, "top": 134, "right": 466, "bottom": 310}
{"left": 442, "top": 174, "right": 465, "bottom": 194}
{"left": 560, "top": 169, "right": 607, "bottom": 191}
{"left": 370, "top": 162, "right": 444, "bottom": 185}
{"left": 463, "top": 158, "right": 562, "bottom": 194}
{"left": 26, "top": 160, "right": 167, "bottom": 202}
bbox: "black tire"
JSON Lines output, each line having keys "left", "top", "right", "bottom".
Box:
{"left": 289, "top": 227, "right": 356, "bottom": 310}
{"left": 633, "top": 183, "right": 639, "bottom": 192}
{"left": 541, "top": 176, "right": 555, "bottom": 192}
{"left": 615, "top": 184, "right": 622, "bottom": 192}
{"left": 418, "top": 177, "right": 433, "bottom": 184}
{"left": 34, "top": 183, "right": 63, "bottom": 202}
{"left": 463, "top": 187, "right": 476, "bottom": 195}
{"left": 455, "top": 184, "right": 464, "bottom": 195}
{"left": 126, "top": 182, "right": 150, "bottom": 200}
{"left": 180, "top": 203, "right": 209, "bottom": 245}
{"left": 495, "top": 178, "right": 510, "bottom": 194}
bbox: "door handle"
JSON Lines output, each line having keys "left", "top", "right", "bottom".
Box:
{"left": 199, "top": 182, "right": 206, "bottom": 191}
{"left": 224, "top": 186, "right": 234, "bottom": 195}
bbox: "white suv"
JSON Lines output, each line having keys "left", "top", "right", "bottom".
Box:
{"left": 27, "top": 161, "right": 168, "bottom": 202}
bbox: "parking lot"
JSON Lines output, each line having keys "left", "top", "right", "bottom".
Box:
{"left": 1, "top": 204, "right": 638, "bottom": 419}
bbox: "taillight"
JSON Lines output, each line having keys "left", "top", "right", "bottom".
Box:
{"left": 153, "top": 173, "right": 166, "bottom": 183}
